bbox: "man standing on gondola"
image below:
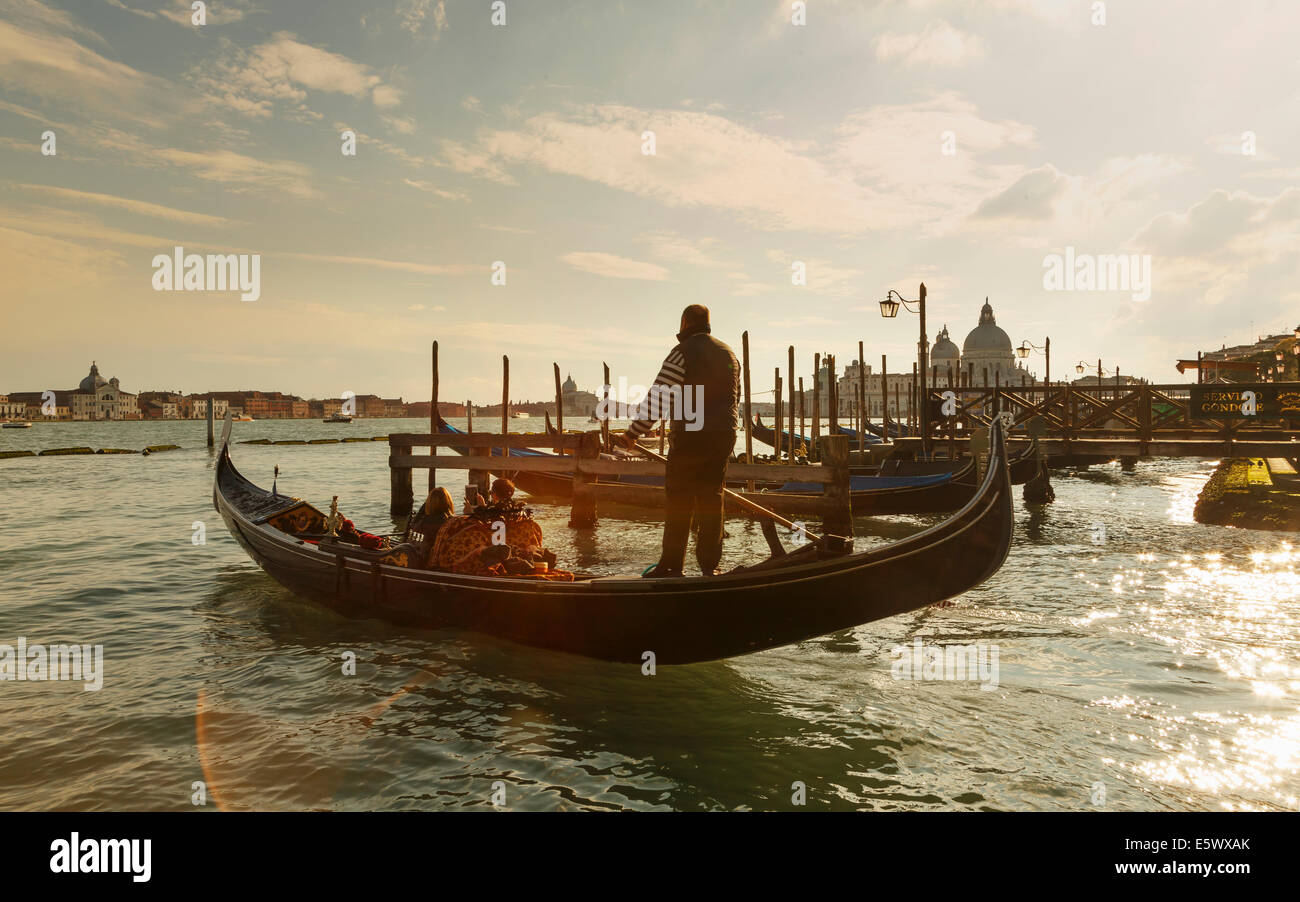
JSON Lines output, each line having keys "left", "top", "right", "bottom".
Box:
{"left": 621, "top": 305, "right": 740, "bottom": 578}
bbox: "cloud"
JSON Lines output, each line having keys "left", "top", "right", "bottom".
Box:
{"left": 560, "top": 251, "right": 670, "bottom": 281}
{"left": 7, "top": 183, "right": 237, "bottom": 227}
{"left": 280, "top": 253, "right": 479, "bottom": 276}
{"left": 875, "top": 20, "right": 986, "bottom": 67}
{"left": 0, "top": 5, "right": 180, "bottom": 125}
{"left": 639, "top": 230, "right": 725, "bottom": 267}
{"left": 1133, "top": 188, "right": 1300, "bottom": 260}
{"left": 194, "top": 33, "right": 400, "bottom": 119}
{"left": 972, "top": 165, "right": 1069, "bottom": 220}
{"left": 402, "top": 178, "right": 469, "bottom": 201}
{"left": 398, "top": 0, "right": 448, "bottom": 37}
{"left": 452, "top": 97, "right": 1037, "bottom": 234}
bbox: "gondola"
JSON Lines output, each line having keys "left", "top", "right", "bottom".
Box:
{"left": 212, "top": 414, "right": 1014, "bottom": 664}
{"left": 878, "top": 441, "right": 1040, "bottom": 486}
{"left": 751, "top": 413, "right": 883, "bottom": 450}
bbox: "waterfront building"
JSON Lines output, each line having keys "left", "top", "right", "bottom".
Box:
{"left": 5, "top": 363, "right": 139, "bottom": 420}
{"left": 0, "top": 394, "right": 27, "bottom": 420}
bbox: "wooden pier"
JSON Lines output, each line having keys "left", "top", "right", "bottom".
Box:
{"left": 894, "top": 382, "right": 1300, "bottom": 460}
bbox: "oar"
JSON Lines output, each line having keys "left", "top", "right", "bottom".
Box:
{"left": 627, "top": 441, "right": 841, "bottom": 553}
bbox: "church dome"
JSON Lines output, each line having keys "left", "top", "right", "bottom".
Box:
{"left": 963, "top": 299, "right": 1013, "bottom": 354}
{"left": 562, "top": 373, "right": 577, "bottom": 393}
{"left": 932, "top": 325, "right": 960, "bottom": 361}
{"left": 79, "top": 362, "right": 108, "bottom": 393}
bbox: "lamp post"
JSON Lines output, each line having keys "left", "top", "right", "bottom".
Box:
{"left": 880, "top": 283, "right": 929, "bottom": 454}
{"left": 1017, "top": 337, "right": 1051, "bottom": 410}
{"left": 1077, "top": 359, "right": 1120, "bottom": 398}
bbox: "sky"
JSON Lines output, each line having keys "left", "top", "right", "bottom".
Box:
{"left": 1, "top": 0, "right": 1298, "bottom": 403}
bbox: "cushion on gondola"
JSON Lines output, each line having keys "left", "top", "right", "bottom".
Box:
{"left": 429, "top": 510, "right": 547, "bottom": 575}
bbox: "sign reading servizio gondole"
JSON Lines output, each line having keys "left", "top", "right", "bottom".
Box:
{"left": 1189, "top": 384, "right": 1300, "bottom": 419}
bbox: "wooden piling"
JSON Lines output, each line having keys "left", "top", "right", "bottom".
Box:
{"left": 429, "top": 341, "right": 439, "bottom": 491}
{"left": 774, "top": 369, "right": 783, "bottom": 460}
{"left": 467, "top": 397, "right": 488, "bottom": 498}
{"left": 500, "top": 355, "right": 510, "bottom": 464}
{"left": 569, "top": 431, "right": 600, "bottom": 527}
{"left": 820, "top": 434, "right": 852, "bottom": 538}
{"left": 857, "top": 340, "right": 867, "bottom": 456}
{"left": 601, "top": 362, "right": 611, "bottom": 453}
{"left": 742, "top": 331, "right": 754, "bottom": 488}
{"left": 828, "top": 355, "right": 838, "bottom": 433}
{"left": 389, "top": 436, "right": 413, "bottom": 517}
{"left": 206, "top": 395, "right": 214, "bottom": 448}
{"left": 911, "top": 362, "right": 918, "bottom": 435}
{"left": 880, "top": 354, "right": 887, "bottom": 434}
{"left": 553, "top": 362, "right": 563, "bottom": 450}
{"left": 812, "top": 352, "right": 821, "bottom": 458}
{"left": 787, "top": 345, "right": 796, "bottom": 462}
{"left": 790, "top": 376, "right": 800, "bottom": 460}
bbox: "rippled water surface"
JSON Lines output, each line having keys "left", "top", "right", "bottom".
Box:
{"left": 1, "top": 418, "right": 1297, "bottom": 811}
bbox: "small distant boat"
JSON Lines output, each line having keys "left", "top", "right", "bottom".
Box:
{"left": 324, "top": 413, "right": 353, "bottom": 423}
{"left": 2, "top": 421, "right": 33, "bottom": 428}
{"left": 510, "top": 412, "right": 530, "bottom": 419}
{"left": 232, "top": 415, "right": 254, "bottom": 422}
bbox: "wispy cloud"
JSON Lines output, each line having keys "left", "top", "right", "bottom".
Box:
{"left": 7, "top": 183, "right": 238, "bottom": 227}
{"left": 875, "top": 20, "right": 986, "bottom": 67}
{"left": 560, "top": 251, "right": 670, "bottom": 281}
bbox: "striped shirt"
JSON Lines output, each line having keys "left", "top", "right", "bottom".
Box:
{"left": 626, "top": 348, "right": 686, "bottom": 438}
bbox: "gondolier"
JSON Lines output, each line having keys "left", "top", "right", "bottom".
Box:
{"left": 621, "top": 305, "right": 740, "bottom": 578}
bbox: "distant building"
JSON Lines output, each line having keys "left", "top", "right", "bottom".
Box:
{"left": 560, "top": 374, "right": 599, "bottom": 417}
{"left": 6, "top": 362, "right": 139, "bottom": 420}
{"left": 0, "top": 394, "right": 28, "bottom": 420}
{"left": 182, "top": 395, "right": 231, "bottom": 419}
{"left": 138, "top": 391, "right": 183, "bottom": 419}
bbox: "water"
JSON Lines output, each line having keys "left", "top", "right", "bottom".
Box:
{"left": 1, "top": 418, "right": 1297, "bottom": 811}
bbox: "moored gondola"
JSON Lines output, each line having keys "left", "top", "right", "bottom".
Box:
{"left": 214, "top": 416, "right": 1014, "bottom": 664}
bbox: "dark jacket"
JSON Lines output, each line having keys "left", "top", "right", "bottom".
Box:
{"left": 627, "top": 326, "right": 739, "bottom": 437}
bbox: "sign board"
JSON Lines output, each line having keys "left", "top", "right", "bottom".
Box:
{"left": 1188, "top": 383, "right": 1300, "bottom": 419}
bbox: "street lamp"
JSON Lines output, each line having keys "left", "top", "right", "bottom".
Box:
{"left": 880, "top": 284, "right": 929, "bottom": 454}
{"left": 1017, "top": 337, "right": 1051, "bottom": 386}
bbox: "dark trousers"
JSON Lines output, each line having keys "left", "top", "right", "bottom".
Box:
{"left": 660, "top": 429, "right": 735, "bottom": 573}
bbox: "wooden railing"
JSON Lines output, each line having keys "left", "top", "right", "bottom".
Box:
{"left": 910, "top": 383, "right": 1300, "bottom": 459}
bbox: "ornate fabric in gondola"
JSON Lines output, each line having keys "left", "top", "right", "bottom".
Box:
{"left": 266, "top": 501, "right": 326, "bottom": 535}
{"left": 429, "top": 505, "right": 546, "bottom": 574}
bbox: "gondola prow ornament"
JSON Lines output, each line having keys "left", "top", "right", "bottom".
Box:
{"left": 324, "top": 496, "right": 343, "bottom": 540}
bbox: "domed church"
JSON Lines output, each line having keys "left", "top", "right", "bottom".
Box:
{"left": 961, "top": 299, "right": 1022, "bottom": 385}
{"left": 930, "top": 325, "right": 961, "bottom": 384}
{"left": 926, "top": 299, "right": 1036, "bottom": 386}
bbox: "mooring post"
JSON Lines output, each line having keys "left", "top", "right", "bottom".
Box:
{"left": 820, "top": 434, "right": 852, "bottom": 538}
{"left": 389, "top": 437, "right": 413, "bottom": 517}
{"left": 569, "top": 430, "right": 600, "bottom": 527}
{"left": 790, "top": 376, "right": 800, "bottom": 460}
{"left": 787, "top": 346, "right": 796, "bottom": 462}
{"left": 206, "top": 395, "right": 214, "bottom": 448}
{"left": 601, "top": 362, "right": 611, "bottom": 453}
{"left": 858, "top": 340, "right": 867, "bottom": 457}
{"left": 742, "top": 331, "right": 754, "bottom": 486}
{"left": 774, "top": 368, "right": 783, "bottom": 460}
{"left": 811, "top": 352, "right": 821, "bottom": 460}
{"left": 429, "top": 340, "right": 439, "bottom": 492}
{"left": 553, "top": 363, "right": 564, "bottom": 455}
{"left": 501, "top": 355, "right": 509, "bottom": 461}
